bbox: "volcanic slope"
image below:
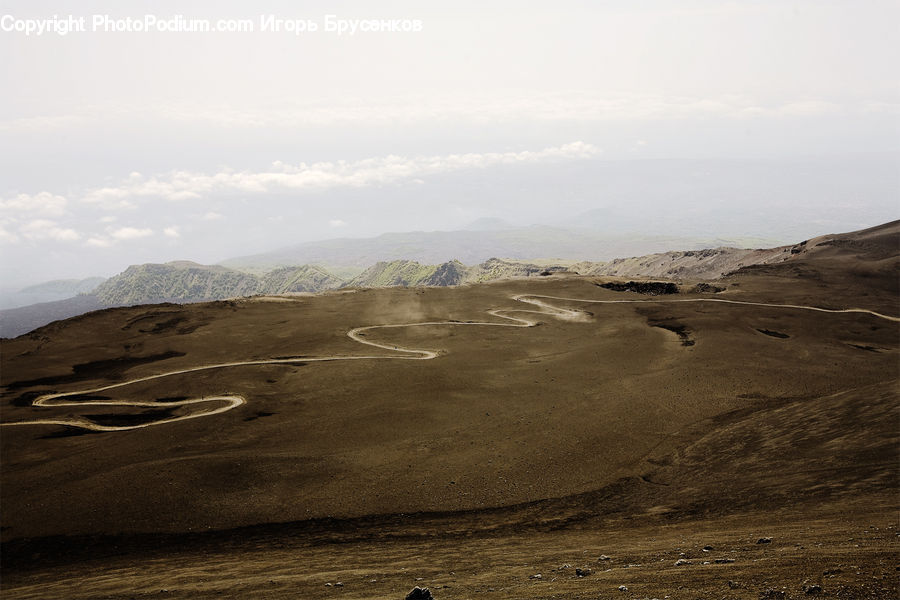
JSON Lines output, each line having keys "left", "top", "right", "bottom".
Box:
{"left": 1, "top": 221, "right": 897, "bottom": 599}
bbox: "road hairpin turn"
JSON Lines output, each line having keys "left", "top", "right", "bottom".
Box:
{"left": 3, "top": 294, "right": 895, "bottom": 431}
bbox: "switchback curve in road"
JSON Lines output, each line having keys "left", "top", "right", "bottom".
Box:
{"left": 2, "top": 293, "right": 895, "bottom": 432}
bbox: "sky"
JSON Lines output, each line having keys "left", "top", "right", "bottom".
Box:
{"left": 1, "top": 0, "right": 898, "bottom": 289}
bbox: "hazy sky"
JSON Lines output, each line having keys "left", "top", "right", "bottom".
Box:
{"left": 1, "top": 0, "right": 898, "bottom": 288}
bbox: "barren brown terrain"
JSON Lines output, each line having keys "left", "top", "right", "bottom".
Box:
{"left": 1, "top": 222, "right": 898, "bottom": 599}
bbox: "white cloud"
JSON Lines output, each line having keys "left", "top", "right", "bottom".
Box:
{"left": 19, "top": 219, "right": 80, "bottom": 242}
{"left": 85, "top": 237, "right": 112, "bottom": 248}
{"left": 0, "top": 226, "right": 19, "bottom": 244}
{"left": 84, "top": 226, "right": 153, "bottom": 247}
{"left": 0, "top": 142, "right": 601, "bottom": 253}
{"left": 628, "top": 139, "right": 649, "bottom": 154}
{"left": 109, "top": 226, "right": 153, "bottom": 240}
{"left": 73, "top": 142, "right": 600, "bottom": 206}
{"left": 0, "top": 192, "right": 67, "bottom": 218}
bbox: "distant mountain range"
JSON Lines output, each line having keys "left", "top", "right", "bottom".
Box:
{"left": 0, "top": 262, "right": 345, "bottom": 338}
{"left": 347, "top": 258, "right": 572, "bottom": 288}
{"left": 7, "top": 219, "right": 889, "bottom": 339}
{"left": 91, "top": 262, "right": 344, "bottom": 305}
{"left": 0, "top": 241, "right": 804, "bottom": 339}
{"left": 219, "top": 225, "right": 778, "bottom": 274}
{"left": 0, "top": 277, "right": 106, "bottom": 310}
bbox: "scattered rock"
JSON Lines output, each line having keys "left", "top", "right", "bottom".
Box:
{"left": 528, "top": 574, "right": 542, "bottom": 580}
{"left": 598, "top": 555, "right": 611, "bottom": 561}
{"left": 325, "top": 583, "right": 332, "bottom": 587}
{"left": 618, "top": 585, "right": 628, "bottom": 592}
{"left": 757, "top": 537, "right": 773, "bottom": 544}
{"left": 649, "top": 321, "right": 695, "bottom": 346}
{"left": 757, "top": 328, "right": 790, "bottom": 339}
{"left": 334, "top": 582, "right": 343, "bottom": 587}
{"left": 674, "top": 558, "right": 692, "bottom": 566}
{"left": 715, "top": 558, "right": 736, "bottom": 564}
{"left": 702, "top": 545, "right": 714, "bottom": 552}
{"left": 692, "top": 283, "right": 724, "bottom": 293}
{"left": 803, "top": 584, "right": 823, "bottom": 595}
{"left": 575, "top": 567, "right": 592, "bottom": 577}
{"left": 728, "top": 580, "right": 741, "bottom": 589}
{"left": 759, "top": 589, "right": 786, "bottom": 599}
{"left": 598, "top": 281, "right": 679, "bottom": 295}
{"left": 405, "top": 586, "right": 433, "bottom": 600}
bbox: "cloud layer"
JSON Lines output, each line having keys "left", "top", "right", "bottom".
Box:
{"left": 0, "top": 142, "right": 600, "bottom": 247}
{"left": 0, "top": 192, "right": 68, "bottom": 217}
{"left": 81, "top": 141, "right": 599, "bottom": 205}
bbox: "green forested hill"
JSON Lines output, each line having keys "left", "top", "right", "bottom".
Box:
{"left": 346, "top": 258, "right": 569, "bottom": 288}
{"left": 346, "top": 260, "right": 466, "bottom": 287}
{"left": 257, "top": 265, "right": 345, "bottom": 294}
{"left": 92, "top": 261, "right": 344, "bottom": 305}
{"left": 93, "top": 262, "right": 261, "bottom": 304}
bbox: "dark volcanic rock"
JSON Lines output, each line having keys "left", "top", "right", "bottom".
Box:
{"left": 406, "top": 586, "right": 433, "bottom": 600}
{"left": 597, "top": 281, "right": 680, "bottom": 295}
{"left": 428, "top": 260, "right": 467, "bottom": 286}
{"left": 803, "top": 584, "right": 823, "bottom": 594}
{"left": 757, "top": 328, "right": 790, "bottom": 339}
{"left": 692, "top": 282, "right": 725, "bottom": 293}
{"left": 649, "top": 322, "right": 695, "bottom": 346}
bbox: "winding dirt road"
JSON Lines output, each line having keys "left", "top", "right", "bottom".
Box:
{"left": 2, "top": 293, "right": 896, "bottom": 432}
{"left": 522, "top": 294, "right": 900, "bottom": 322}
